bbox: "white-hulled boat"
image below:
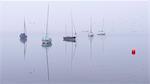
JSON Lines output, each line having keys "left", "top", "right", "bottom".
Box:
{"left": 42, "top": 4, "right": 52, "bottom": 47}
{"left": 97, "top": 18, "right": 106, "bottom": 35}
{"left": 88, "top": 17, "right": 94, "bottom": 37}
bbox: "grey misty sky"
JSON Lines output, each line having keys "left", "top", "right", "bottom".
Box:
{"left": 1, "top": 1, "right": 148, "bottom": 35}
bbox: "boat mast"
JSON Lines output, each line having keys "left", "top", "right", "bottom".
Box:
{"left": 71, "top": 10, "right": 73, "bottom": 37}
{"left": 71, "top": 42, "right": 76, "bottom": 70}
{"left": 46, "top": 4, "right": 50, "bottom": 37}
{"left": 102, "top": 18, "right": 104, "bottom": 32}
{"left": 24, "top": 42, "right": 27, "bottom": 60}
{"left": 71, "top": 10, "right": 76, "bottom": 37}
{"left": 90, "top": 17, "right": 92, "bottom": 33}
{"left": 65, "top": 23, "right": 67, "bottom": 36}
{"left": 46, "top": 47, "right": 50, "bottom": 80}
{"left": 24, "top": 17, "right": 26, "bottom": 34}
{"left": 89, "top": 37, "right": 93, "bottom": 58}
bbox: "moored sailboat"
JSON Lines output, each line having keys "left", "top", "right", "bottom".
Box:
{"left": 88, "top": 17, "right": 94, "bottom": 37}
{"left": 63, "top": 11, "right": 76, "bottom": 42}
{"left": 42, "top": 4, "right": 52, "bottom": 47}
{"left": 97, "top": 18, "right": 106, "bottom": 35}
{"left": 20, "top": 17, "right": 27, "bottom": 40}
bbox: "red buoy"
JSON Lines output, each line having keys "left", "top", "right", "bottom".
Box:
{"left": 132, "top": 48, "right": 136, "bottom": 55}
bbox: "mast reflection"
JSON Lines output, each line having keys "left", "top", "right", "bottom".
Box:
{"left": 89, "top": 36, "right": 94, "bottom": 59}
{"left": 64, "top": 41, "right": 77, "bottom": 71}
{"left": 20, "top": 38, "right": 27, "bottom": 60}
{"left": 42, "top": 42, "right": 52, "bottom": 80}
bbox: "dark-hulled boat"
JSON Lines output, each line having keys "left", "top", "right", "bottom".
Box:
{"left": 63, "top": 10, "right": 76, "bottom": 42}
{"left": 63, "top": 36, "right": 76, "bottom": 42}
{"left": 20, "top": 17, "right": 27, "bottom": 40}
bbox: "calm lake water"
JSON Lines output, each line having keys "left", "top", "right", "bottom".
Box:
{"left": 1, "top": 32, "right": 149, "bottom": 84}
{"left": 0, "top": 1, "right": 149, "bottom": 84}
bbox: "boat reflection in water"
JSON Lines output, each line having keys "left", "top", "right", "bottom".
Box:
{"left": 64, "top": 41, "right": 77, "bottom": 71}
{"left": 20, "top": 36, "right": 27, "bottom": 60}
{"left": 99, "top": 36, "right": 106, "bottom": 56}
{"left": 42, "top": 41, "right": 52, "bottom": 80}
{"left": 88, "top": 35, "right": 94, "bottom": 59}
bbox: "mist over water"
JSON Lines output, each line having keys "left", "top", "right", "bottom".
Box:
{"left": 0, "top": 1, "right": 149, "bottom": 84}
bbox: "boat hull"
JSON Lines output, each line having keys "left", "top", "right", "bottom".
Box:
{"left": 97, "top": 32, "right": 106, "bottom": 35}
{"left": 88, "top": 33, "right": 94, "bottom": 37}
{"left": 63, "top": 36, "right": 76, "bottom": 42}
{"left": 42, "top": 40, "right": 52, "bottom": 47}
{"left": 20, "top": 38, "right": 27, "bottom": 43}
{"left": 20, "top": 33, "right": 27, "bottom": 39}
